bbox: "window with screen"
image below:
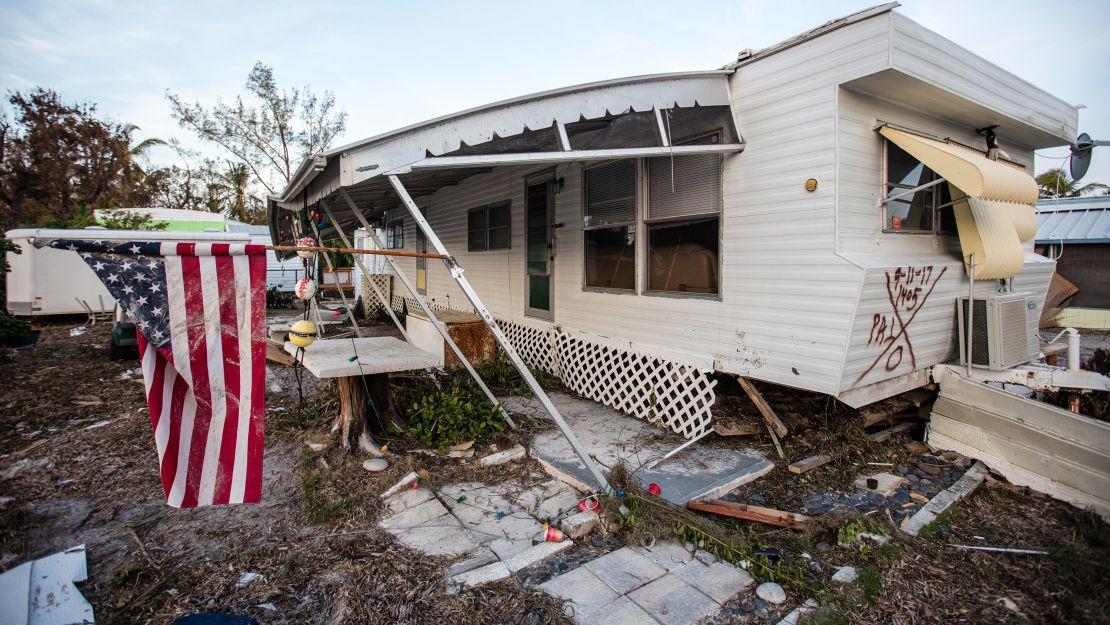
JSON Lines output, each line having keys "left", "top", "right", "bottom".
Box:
{"left": 583, "top": 160, "right": 637, "bottom": 290}
{"left": 645, "top": 154, "right": 721, "bottom": 295}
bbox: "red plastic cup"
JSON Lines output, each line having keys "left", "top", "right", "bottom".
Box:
{"left": 544, "top": 526, "right": 565, "bottom": 542}
{"left": 647, "top": 483, "right": 662, "bottom": 496}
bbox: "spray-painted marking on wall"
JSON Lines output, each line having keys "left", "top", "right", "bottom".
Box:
{"left": 855, "top": 265, "right": 948, "bottom": 384}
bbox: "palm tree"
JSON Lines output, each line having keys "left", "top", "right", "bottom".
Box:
{"left": 1036, "top": 168, "right": 1109, "bottom": 199}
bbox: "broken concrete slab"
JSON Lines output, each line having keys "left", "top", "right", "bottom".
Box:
{"left": 776, "top": 598, "right": 819, "bottom": 625}
{"left": 627, "top": 574, "right": 720, "bottom": 625}
{"left": 854, "top": 472, "right": 907, "bottom": 497}
{"left": 479, "top": 444, "right": 527, "bottom": 466}
{"left": 584, "top": 547, "right": 667, "bottom": 595}
{"left": 385, "top": 524, "right": 481, "bottom": 557}
{"left": 830, "top": 565, "right": 859, "bottom": 584}
{"left": 449, "top": 560, "right": 510, "bottom": 587}
{"left": 540, "top": 566, "right": 621, "bottom": 624}
{"left": 445, "top": 548, "right": 498, "bottom": 578}
{"left": 0, "top": 544, "right": 94, "bottom": 625}
{"left": 503, "top": 540, "right": 573, "bottom": 572}
{"left": 379, "top": 497, "right": 452, "bottom": 530}
{"left": 671, "top": 559, "right": 753, "bottom": 604}
{"left": 633, "top": 541, "right": 694, "bottom": 572}
{"left": 902, "top": 461, "right": 989, "bottom": 536}
{"left": 512, "top": 393, "right": 773, "bottom": 505}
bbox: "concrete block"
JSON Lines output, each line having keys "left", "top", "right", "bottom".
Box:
{"left": 672, "top": 559, "right": 753, "bottom": 604}
{"left": 561, "top": 510, "right": 601, "bottom": 539}
{"left": 479, "top": 444, "right": 527, "bottom": 466}
{"left": 592, "top": 596, "right": 661, "bottom": 625}
{"left": 633, "top": 541, "right": 693, "bottom": 572}
{"left": 541, "top": 566, "right": 620, "bottom": 624}
{"left": 627, "top": 575, "right": 719, "bottom": 625}
{"left": 381, "top": 471, "right": 419, "bottom": 498}
{"left": 489, "top": 537, "right": 535, "bottom": 560}
{"left": 830, "top": 566, "right": 858, "bottom": 584}
{"left": 387, "top": 525, "right": 479, "bottom": 557}
{"left": 379, "top": 498, "right": 451, "bottom": 530}
{"left": 854, "top": 472, "right": 906, "bottom": 497}
{"left": 449, "top": 561, "right": 509, "bottom": 587}
{"left": 504, "top": 539, "right": 574, "bottom": 572}
{"left": 584, "top": 547, "right": 667, "bottom": 595}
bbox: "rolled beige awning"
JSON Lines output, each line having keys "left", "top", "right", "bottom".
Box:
{"left": 880, "top": 127, "right": 1039, "bottom": 279}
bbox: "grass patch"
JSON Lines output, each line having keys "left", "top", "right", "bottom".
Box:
{"left": 799, "top": 608, "right": 849, "bottom": 625}
{"left": 297, "top": 450, "right": 362, "bottom": 525}
{"left": 854, "top": 565, "right": 883, "bottom": 605}
{"left": 916, "top": 508, "right": 952, "bottom": 541}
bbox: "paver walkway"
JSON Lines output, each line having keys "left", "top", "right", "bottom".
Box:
{"left": 540, "top": 542, "right": 754, "bottom": 625}
{"left": 378, "top": 472, "right": 582, "bottom": 586}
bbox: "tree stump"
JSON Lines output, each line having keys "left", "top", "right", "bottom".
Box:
{"left": 334, "top": 374, "right": 405, "bottom": 451}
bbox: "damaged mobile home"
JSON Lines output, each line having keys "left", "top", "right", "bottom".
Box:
{"left": 270, "top": 4, "right": 1110, "bottom": 509}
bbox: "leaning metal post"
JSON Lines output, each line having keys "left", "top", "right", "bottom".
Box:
{"left": 387, "top": 174, "right": 611, "bottom": 492}
{"left": 337, "top": 188, "right": 518, "bottom": 431}
{"left": 317, "top": 199, "right": 411, "bottom": 342}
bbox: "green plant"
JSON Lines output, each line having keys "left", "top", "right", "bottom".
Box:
{"left": 266, "top": 286, "right": 295, "bottom": 309}
{"left": 0, "top": 312, "right": 31, "bottom": 342}
{"left": 854, "top": 565, "right": 882, "bottom": 605}
{"left": 836, "top": 517, "right": 886, "bottom": 546}
{"left": 401, "top": 390, "right": 506, "bottom": 451}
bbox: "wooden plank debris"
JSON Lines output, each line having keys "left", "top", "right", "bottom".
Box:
{"left": 859, "top": 396, "right": 914, "bottom": 428}
{"left": 736, "top": 376, "right": 788, "bottom": 438}
{"left": 713, "top": 419, "right": 761, "bottom": 437}
{"left": 687, "top": 499, "right": 810, "bottom": 530}
{"left": 788, "top": 454, "right": 833, "bottom": 474}
{"left": 266, "top": 338, "right": 295, "bottom": 366}
{"left": 868, "top": 422, "right": 916, "bottom": 443}
{"left": 949, "top": 544, "right": 1048, "bottom": 555}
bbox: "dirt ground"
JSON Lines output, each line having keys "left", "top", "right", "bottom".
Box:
{"left": 1, "top": 318, "right": 1108, "bottom": 625}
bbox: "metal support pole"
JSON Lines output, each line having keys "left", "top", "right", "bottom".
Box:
{"left": 966, "top": 253, "right": 975, "bottom": 378}
{"left": 387, "top": 174, "right": 611, "bottom": 492}
{"left": 308, "top": 217, "right": 363, "bottom": 338}
{"left": 318, "top": 199, "right": 411, "bottom": 342}
{"left": 338, "top": 188, "right": 517, "bottom": 431}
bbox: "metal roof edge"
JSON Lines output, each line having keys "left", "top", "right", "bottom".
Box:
{"left": 723, "top": 2, "right": 900, "bottom": 70}
{"left": 279, "top": 69, "right": 732, "bottom": 202}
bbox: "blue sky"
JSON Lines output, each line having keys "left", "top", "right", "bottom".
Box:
{"left": 2, "top": 0, "right": 1109, "bottom": 186}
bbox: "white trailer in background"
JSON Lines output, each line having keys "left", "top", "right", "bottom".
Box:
{"left": 4, "top": 228, "right": 251, "bottom": 316}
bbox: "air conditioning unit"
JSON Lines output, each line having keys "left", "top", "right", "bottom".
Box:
{"left": 957, "top": 293, "right": 1033, "bottom": 370}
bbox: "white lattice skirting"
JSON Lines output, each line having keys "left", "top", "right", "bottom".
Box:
{"left": 383, "top": 298, "right": 716, "bottom": 438}
{"left": 361, "top": 274, "right": 392, "bottom": 315}
{"left": 496, "top": 319, "right": 717, "bottom": 439}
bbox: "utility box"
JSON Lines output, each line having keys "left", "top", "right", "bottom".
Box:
{"left": 405, "top": 309, "right": 497, "bottom": 368}
{"left": 957, "top": 293, "right": 1034, "bottom": 370}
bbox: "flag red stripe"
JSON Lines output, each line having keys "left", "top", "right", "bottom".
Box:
{"left": 244, "top": 251, "right": 267, "bottom": 503}
{"left": 212, "top": 254, "right": 240, "bottom": 505}
{"left": 179, "top": 253, "right": 212, "bottom": 509}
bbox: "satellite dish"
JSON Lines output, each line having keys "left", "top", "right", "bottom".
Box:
{"left": 1070, "top": 132, "right": 1094, "bottom": 180}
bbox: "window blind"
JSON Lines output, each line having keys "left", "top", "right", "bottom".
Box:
{"left": 648, "top": 154, "right": 721, "bottom": 220}
{"left": 584, "top": 160, "right": 637, "bottom": 226}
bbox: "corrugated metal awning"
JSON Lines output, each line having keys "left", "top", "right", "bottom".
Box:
{"left": 880, "top": 127, "right": 1038, "bottom": 279}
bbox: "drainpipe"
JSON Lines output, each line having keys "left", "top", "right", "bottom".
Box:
{"left": 1066, "top": 327, "right": 1081, "bottom": 372}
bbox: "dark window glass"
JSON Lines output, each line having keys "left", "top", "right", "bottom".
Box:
{"left": 584, "top": 226, "right": 636, "bottom": 290}
{"left": 937, "top": 183, "right": 958, "bottom": 235}
{"left": 386, "top": 221, "right": 404, "bottom": 249}
{"left": 886, "top": 143, "right": 937, "bottom": 232}
{"left": 488, "top": 202, "right": 510, "bottom": 250}
{"left": 467, "top": 208, "right": 487, "bottom": 252}
{"left": 647, "top": 217, "right": 718, "bottom": 294}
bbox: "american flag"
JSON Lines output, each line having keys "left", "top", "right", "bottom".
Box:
{"left": 52, "top": 239, "right": 268, "bottom": 507}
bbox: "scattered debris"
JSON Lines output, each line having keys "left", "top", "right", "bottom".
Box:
{"left": 255, "top": 603, "right": 277, "bottom": 612}
{"left": 0, "top": 544, "right": 94, "bottom": 625}
{"left": 909, "top": 492, "right": 930, "bottom": 503}
{"left": 830, "top": 565, "right": 859, "bottom": 584}
{"left": 776, "top": 598, "right": 818, "bottom": 625}
{"left": 868, "top": 421, "right": 916, "bottom": 443}
{"left": 787, "top": 454, "right": 832, "bottom": 474}
{"left": 84, "top": 420, "right": 112, "bottom": 430}
{"left": 713, "top": 418, "right": 761, "bottom": 437}
{"left": 736, "top": 376, "right": 788, "bottom": 438}
{"left": 235, "top": 572, "right": 263, "bottom": 588}
{"left": 854, "top": 472, "right": 907, "bottom": 497}
{"left": 905, "top": 441, "right": 930, "bottom": 455}
{"left": 71, "top": 395, "right": 102, "bottom": 407}
{"left": 756, "top": 581, "right": 787, "bottom": 604}
{"left": 949, "top": 544, "right": 1049, "bottom": 555}
{"left": 478, "top": 444, "right": 526, "bottom": 466}
{"left": 687, "top": 499, "right": 810, "bottom": 530}
{"left": 902, "top": 461, "right": 989, "bottom": 536}
{"left": 381, "top": 472, "right": 418, "bottom": 498}
{"left": 69, "top": 326, "right": 88, "bottom": 337}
